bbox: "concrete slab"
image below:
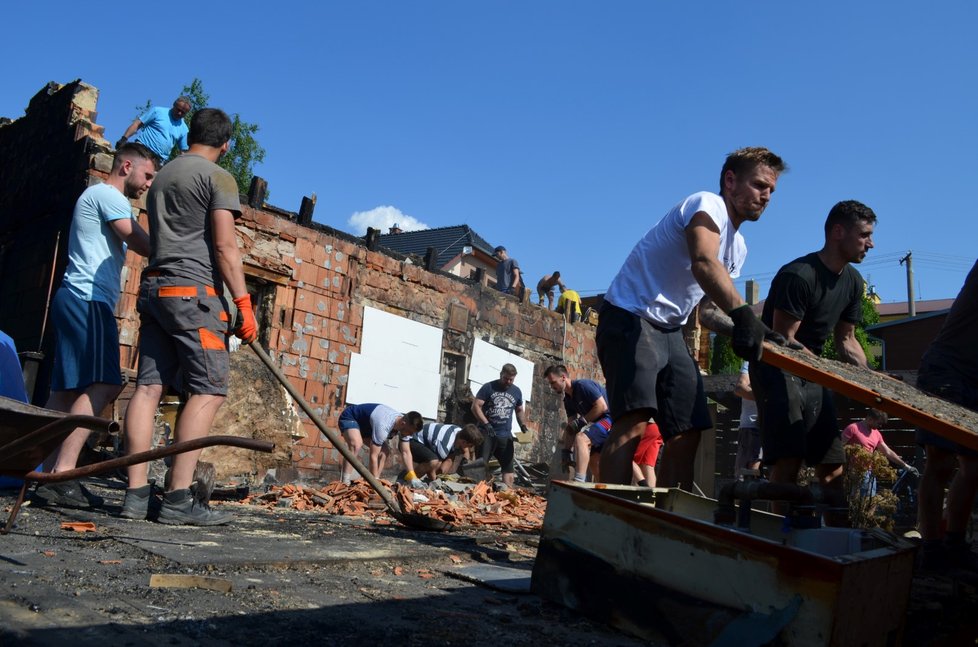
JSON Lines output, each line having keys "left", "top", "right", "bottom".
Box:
{"left": 445, "top": 564, "right": 533, "bottom": 593}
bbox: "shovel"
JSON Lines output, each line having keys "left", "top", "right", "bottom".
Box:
{"left": 247, "top": 342, "right": 451, "bottom": 531}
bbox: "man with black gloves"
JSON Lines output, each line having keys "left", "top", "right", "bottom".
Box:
{"left": 544, "top": 365, "right": 612, "bottom": 483}
{"left": 596, "top": 147, "right": 787, "bottom": 489}
{"left": 752, "top": 200, "right": 877, "bottom": 494}
{"left": 121, "top": 108, "right": 258, "bottom": 526}
{"left": 472, "top": 363, "right": 529, "bottom": 487}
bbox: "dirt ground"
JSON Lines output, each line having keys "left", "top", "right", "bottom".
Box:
{"left": 0, "top": 479, "right": 648, "bottom": 647}
{"left": 2, "top": 479, "right": 977, "bottom": 646}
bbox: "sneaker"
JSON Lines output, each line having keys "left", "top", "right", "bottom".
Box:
{"left": 33, "top": 481, "right": 104, "bottom": 509}
{"left": 157, "top": 488, "right": 232, "bottom": 526}
{"left": 119, "top": 484, "right": 153, "bottom": 520}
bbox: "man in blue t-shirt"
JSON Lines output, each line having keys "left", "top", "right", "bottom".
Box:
{"left": 472, "top": 363, "right": 530, "bottom": 487}
{"left": 544, "top": 365, "right": 612, "bottom": 483}
{"left": 117, "top": 96, "right": 191, "bottom": 162}
{"left": 33, "top": 143, "right": 158, "bottom": 510}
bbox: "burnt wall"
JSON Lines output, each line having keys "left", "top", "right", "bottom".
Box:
{"left": 0, "top": 81, "right": 109, "bottom": 400}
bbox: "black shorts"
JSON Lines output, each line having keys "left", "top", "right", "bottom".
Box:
{"left": 915, "top": 352, "right": 978, "bottom": 457}
{"left": 409, "top": 439, "right": 440, "bottom": 464}
{"left": 596, "top": 303, "right": 710, "bottom": 440}
{"left": 753, "top": 362, "right": 843, "bottom": 466}
{"left": 481, "top": 434, "right": 515, "bottom": 474}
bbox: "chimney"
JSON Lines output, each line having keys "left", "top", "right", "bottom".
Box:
{"left": 745, "top": 279, "right": 760, "bottom": 305}
{"left": 389, "top": 223, "right": 403, "bottom": 235}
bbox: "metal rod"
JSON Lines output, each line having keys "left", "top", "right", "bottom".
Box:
{"left": 247, "top": 342, "right": 403, "bottom": 514}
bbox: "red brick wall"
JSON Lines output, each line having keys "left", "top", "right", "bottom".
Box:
{"left": 3, "top": 80, "right": 605, "bottom": 481}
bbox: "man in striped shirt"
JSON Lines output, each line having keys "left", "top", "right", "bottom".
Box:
{"left": 410, "top": 422, "right": 484, "bottom": 479}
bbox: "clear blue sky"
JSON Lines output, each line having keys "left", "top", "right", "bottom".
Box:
{"left": 3, "top": 2, "right": 975, "bottom": 304}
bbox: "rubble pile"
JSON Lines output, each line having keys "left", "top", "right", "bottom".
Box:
{"left": 238, "top": 479, "right": 547, "bottom": 530}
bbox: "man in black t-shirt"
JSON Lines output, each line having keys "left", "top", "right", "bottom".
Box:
{"left": 753, "top": 200, "right": 877, "bottom": 492}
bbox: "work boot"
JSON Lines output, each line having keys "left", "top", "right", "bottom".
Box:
{"left": 157, "top": 488, "right": 232, "bottom": 526}
{"left": 119, "top": 484, "right": 153, "bottom": 520}
{"left": 33, "top": 481, "right": 104, "bottom": 509}
{"left": 945, "top": 541, "right": 978, "bottom": 573}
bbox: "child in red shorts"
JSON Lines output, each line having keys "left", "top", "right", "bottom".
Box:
{"left": 632, "top": 422, "right": 663, "bottom": 487}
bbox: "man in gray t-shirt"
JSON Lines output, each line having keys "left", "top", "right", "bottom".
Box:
{"left": 493, "top": 246, "right": 522, "bottom": 296}
{"left": 122, "top": 108, "right": 258, "bottom": 527}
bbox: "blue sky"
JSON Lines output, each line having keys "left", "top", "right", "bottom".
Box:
{"left": 3, "top": 2, "right": 975, "bottom": 304}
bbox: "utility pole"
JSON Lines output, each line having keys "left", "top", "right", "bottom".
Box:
{"left": 900, "top": 251, "right": 915, "bottom": 317}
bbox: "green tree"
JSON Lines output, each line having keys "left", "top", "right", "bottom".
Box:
{"left": 820, "top": 291, "right": 881, "bottom": 368}
{"left": 137, "top": 79, "right": 266, "bottom": 194}
{"left": 709, "top": 333, "right": 741, "bottom": 375}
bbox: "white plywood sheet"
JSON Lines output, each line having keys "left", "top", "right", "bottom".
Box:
{"left": 346, "top": 307, "right": 443, "bottom": 419}
{"left": 468, "top": 338, "right": 534, "bottom": 401}
{"left": 346, "top": 353, "right": 440, "bottom": 418}
{"left": 358, "top": 306, "right": 442, "bottom": 372}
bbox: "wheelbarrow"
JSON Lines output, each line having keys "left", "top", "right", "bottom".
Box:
{"left": 0, "top": 395, "right": 274, "bottom": 533}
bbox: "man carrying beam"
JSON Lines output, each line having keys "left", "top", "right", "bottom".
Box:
{"left": 596, "top": 147, "right": 788, "bottom": 489}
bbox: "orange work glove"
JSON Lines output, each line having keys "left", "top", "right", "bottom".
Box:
{"left": 232, "top": 295, "right": 258, "bottom": 343}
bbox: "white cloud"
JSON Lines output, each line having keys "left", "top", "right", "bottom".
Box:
{"left": 347, "top": 206, "right": 429, "bottom": 235}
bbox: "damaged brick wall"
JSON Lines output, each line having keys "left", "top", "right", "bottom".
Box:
{"left": 0, "top": 80, "right": 607, "bottom": 483}
{"left": 221, "top": 207, "right": 601, "bottom": 480}
{"left": 0, "top": 81, "right": 106, "bottom": 398}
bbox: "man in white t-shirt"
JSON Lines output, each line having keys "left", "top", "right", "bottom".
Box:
{"left": 596, "top": 147, "right": 788, "bottom": 489}
{"left": 33, "top": 143, "right": 158, "bottom": 509}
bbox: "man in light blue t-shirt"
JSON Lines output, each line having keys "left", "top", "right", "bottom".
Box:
{"left": 32, "top": 143, "right": 158, "bottom": 510}
{"left": 117, "top": 96, "right": 191, "bottom": 162}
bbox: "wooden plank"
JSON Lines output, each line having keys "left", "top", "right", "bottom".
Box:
{"left": 149, "top": 574, "right": 233, "bottom": 593}
{"left": 760, "top": 342, "right": 978, "bottom": 451}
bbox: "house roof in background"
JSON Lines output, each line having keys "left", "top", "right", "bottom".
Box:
{"left": 376, "top": 225, "right": 495, "bottom": 268}
{"left": 876, "top": 298, "right": 955, "bottom": 317}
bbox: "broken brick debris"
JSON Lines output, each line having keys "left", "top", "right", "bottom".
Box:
{"left": 238, "top": 480, "right": 547, "bottom": 530}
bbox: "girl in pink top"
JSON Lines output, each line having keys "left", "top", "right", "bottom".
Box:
{"left": 842, "top": 409, "right": 918, "bottom": 474}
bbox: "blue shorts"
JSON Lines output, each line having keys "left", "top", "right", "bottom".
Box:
{"left": 49, "top": 287, "right": 122, "bottom": 391}
{"left": 583, "top": 419, "right": 612, "bottom": 452}
{"left": 135, "top": 275, "right": 230, "bottom": 396}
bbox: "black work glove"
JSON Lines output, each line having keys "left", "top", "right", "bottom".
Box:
{"left": 729, "top": 305, "right": 785, "bottom": 360}
{"left": 480, "top": 422, "right": 495, "bottom": 437}
{"left": 573, "top": 417, "right": 588, "bottom": 432}
{"left": 518, "top": 422, "right": 529, "bottom": 433}
{"left": 115, "top": 137, "right": 128, "bottom": 150}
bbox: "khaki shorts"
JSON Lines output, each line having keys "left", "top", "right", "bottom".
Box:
{"left": 136, "top": 275, "right": 231, "bottom": 396}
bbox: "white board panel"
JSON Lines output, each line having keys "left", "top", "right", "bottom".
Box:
{"left": 468, "top": 338, "right": 534, "bottom": 402}
{"left": 346, "top": 307, "right": 443, "bottom": 419}
{"left": 358, "top": 306, "right": 442, "bottom": 372}
{"left": 346, "top": 353, "right": 440, "bottom": 419}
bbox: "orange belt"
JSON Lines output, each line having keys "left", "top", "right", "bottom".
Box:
{"left": 157, "top": 285, "right": 219, "bottom": 297}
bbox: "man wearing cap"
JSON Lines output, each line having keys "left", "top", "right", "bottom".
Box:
{"left": 493, "top": 246, "right": 522, "bottom": 296}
